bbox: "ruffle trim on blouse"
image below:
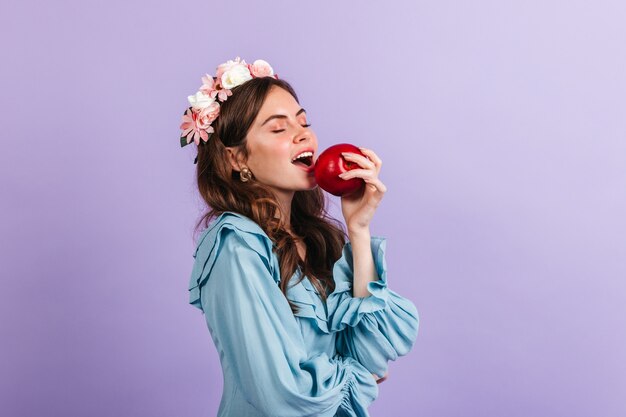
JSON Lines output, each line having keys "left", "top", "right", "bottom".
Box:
{"left": 188, "top": 212, "right": 278, "bottom": 312}
{"left": 338, "top": 356, "right": 379, "bottom": 416}
{"left": 286, "top": 268, "right": 330, "bottom": 334}
{"left": 327, "top": 236, "right": 391, "bottom": 332}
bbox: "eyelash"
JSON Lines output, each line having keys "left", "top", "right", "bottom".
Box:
{"left": 272, "top": 124, "right": 311, "bottom": 133}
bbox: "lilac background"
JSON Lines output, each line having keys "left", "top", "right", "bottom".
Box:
{"left": 2, "top": 0, "right": 625, "bottom": 416}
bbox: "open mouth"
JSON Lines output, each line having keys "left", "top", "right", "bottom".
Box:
{"left": 291, "top": 152, "right": 314, "bottom": 168}
{"left": 292, "top": 156, "right": 313, "bottom": 168}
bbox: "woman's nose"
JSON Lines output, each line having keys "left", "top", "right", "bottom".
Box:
{"left": 294, "top": 129, "right": 310, "bottom": 143}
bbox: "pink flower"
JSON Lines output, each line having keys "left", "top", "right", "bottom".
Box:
{"left": 199, "top": 101, "right": 220, "bottom": 125}
{"left": 180, "top": 108, "right": 214, "bottom": 146}
{"left": 248, "top": 59, "right": 274, "bottom": 78}
{"left": 215, "top": 86, "right": 232, "bottom": 101}
{"left": 200, "top": 73, "right": 233, "bottom": 102}
{"left": 199, "top": 73, "right": 216, "bottom": 94}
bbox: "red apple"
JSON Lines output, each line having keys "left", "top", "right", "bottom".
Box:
{"left": 313, "top": 143, "right": 366, "bottom": 196}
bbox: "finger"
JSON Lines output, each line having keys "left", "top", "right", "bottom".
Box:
{"left": 357, "top": 147, "right": 382, "bottom": 171}
{"left": 338, "top": 168, "right": 373, "bottom": 180}
{"left": 339, "top": 170, "right": 387, "bottom": 194}
{"left": 364, "top": 177, "right": 387, "bottom": 194}
{"left": 342, "top": 152, "right": 375, "bottom": 169}
{"left": 376, "top": 370, "right": 389, "bottom": 384}
{"left": 341, "top": 152, "right": 376, "bottom": 170}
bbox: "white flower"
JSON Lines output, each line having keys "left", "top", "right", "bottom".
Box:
{"left": 216, "top": 56, "right": 246, "bottom": 77}
{"left": 221, "top": 64, "right": 253, "bottom": 89}
{"left": 187, "top": 91, "right": 215, "bottom": 110}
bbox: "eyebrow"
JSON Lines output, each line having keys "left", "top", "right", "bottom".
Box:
{"left": 261, "top": 108, "right": 306, "bottom": 126}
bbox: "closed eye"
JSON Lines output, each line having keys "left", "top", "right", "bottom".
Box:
{"left": 272, "top": 124, "right": 311, "bottom": 133}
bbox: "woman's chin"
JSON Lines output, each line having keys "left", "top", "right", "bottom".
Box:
{"left": 294, "top": 181, "right": 317, "bottom": 192}
{"left": 304, "top": 176, "right": 318, "bottom": 188}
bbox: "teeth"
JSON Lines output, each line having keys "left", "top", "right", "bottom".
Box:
{"left": 292, "top": 151, "right": 313, "bottom": 162}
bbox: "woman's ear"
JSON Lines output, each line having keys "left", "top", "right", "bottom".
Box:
{"left": 225, "top": 147, "right": 244, "bottom": 172}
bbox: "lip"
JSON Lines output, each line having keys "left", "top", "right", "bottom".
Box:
{"left": 293, "top": 160, "right": 315, "bottom": 173}
{"left": 291, "top": 147, "right": 316, "bottom": 173}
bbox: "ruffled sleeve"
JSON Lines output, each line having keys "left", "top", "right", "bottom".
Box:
{"left": 326, "top": 236, "right": 420, "bottom": 378}
{"left": 188, "top": 212, "right": 276, "bottom": 312}
{"left": 189, "top": 212, "right": 379, "bottom": 417}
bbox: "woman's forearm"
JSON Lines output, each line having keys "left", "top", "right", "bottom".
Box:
{"left": 347, "top": 227, "right": 379, "bottom": 298}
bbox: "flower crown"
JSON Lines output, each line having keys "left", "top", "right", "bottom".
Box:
{"left": 179, "top": 56, "right": 278, "bottom": 163}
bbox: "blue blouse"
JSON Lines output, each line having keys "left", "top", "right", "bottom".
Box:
{"left": 188, "top": 211, "right": 419, "bottom": 417}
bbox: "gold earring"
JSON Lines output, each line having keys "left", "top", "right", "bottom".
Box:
{"left": 240, "top": 166, "right": 253, "bottom": 182}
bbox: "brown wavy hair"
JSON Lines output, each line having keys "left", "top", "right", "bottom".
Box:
{"left": 192, "top": 76, "right": 347, "bottom": 313}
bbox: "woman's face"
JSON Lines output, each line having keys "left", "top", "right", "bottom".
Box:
{"left": 230, "top": 85, "right": 318, "bottom": 195}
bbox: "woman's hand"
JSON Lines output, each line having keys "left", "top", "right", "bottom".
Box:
{"left": 339, "top": 147, "right": 387, "bottom": 232}
{"left": 372, "top": 371, "right": 389, "bottom": 384}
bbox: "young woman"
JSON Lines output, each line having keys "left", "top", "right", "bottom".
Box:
{"left": 182, "top": 57, "right": 419, "bottom": 417}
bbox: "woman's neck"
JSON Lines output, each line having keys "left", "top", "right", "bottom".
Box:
{"left": 273, "top": 189, "right": 294, "bottom": 230}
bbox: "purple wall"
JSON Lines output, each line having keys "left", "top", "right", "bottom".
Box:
{"left": 2, "top": 0, "right": 625, "bottom": 416}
